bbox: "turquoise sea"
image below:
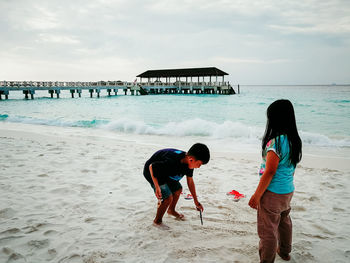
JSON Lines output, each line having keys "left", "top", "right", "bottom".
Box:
{"left": 1, "top": 85, "right": 350, "bottom": 149}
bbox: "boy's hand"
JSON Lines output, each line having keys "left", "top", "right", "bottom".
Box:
{"left": 155, "top": 187, "right": 162, "bottom": 200}
{"left": 195, "top": 202, "right": 203, "bottom": 212}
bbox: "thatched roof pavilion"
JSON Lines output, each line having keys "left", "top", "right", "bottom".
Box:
{"left": 137, "top": 67, "right": 228, "bottom": 79}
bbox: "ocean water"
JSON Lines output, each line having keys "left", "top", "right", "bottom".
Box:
{"left": 1, "top": 85, "right": 350, "bottom": 150}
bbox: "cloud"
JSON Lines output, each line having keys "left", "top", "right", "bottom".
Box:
{"left": 213, "top": 57, "right": 293, "bottom": 65}
{"left": 267, "top": 0, "right": 350, "bottom": 35}
{"left": 37, "top": 33, "right": 80, "bottom": 44}
{"left": 269, "top": 23, "right": 350, "bottom": 35}
{"left": 24, "top": 6, "right": 60, "bottom": 30}
{"left": 0, "top": 0, "right": 349, "bottom": 84}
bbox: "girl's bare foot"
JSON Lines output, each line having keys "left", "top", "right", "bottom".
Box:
{"left": 277, "top": 248, "right": 291, "bottom": 261}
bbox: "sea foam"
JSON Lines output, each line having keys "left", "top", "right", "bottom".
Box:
{"left": 102, "top": 118, "right": 350, "bottom": 147}
{"left": 1, "top": 115, "right": 349, "bottom": 148}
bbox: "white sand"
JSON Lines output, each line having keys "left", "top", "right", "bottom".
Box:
{"left": 0, "top": 122, "right": 349, "bottom": 263}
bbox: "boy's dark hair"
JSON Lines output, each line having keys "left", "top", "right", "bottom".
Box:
{"left": 187, "top": 143, "right": 210, "bottom": 164}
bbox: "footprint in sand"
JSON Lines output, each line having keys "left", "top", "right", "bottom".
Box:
{"left": 311, "top": 223, "right": 336, "bottom": 236}
{"left": 293, "top": 205, "right": 307, "bottom": 212}
{"left": 1, "top": 247, "right": 26, "bottom": 262}
{"left": 332, "top": 207, "right": 345, "bottom": 212}
{"left": 308, "top": 196, "right": 320, "bottom": 202}
{"left": 46, "top": 249, "right": 57, "bottom": 260}
{"left": 84, "top": 217, "right": 97, "bottom": 223}
{"left": 50, "top": 187, "right": 77, "bottom": 195}
{"left": 27, "top": 239, "right": 50, "bottom": 249}
{"left": 0, "top": 228, "right": 20, "bottom": 235}
{"left": 7, "top": 253, "right": 26, "bottom": 263}
{"left": 0, "top": 208, "right": 16, "bottom": 219}
{"left": 321, "top": 181, "right": 336, "bottom": 189}
{"left": 43, "top": 230, "right": 58, "bottom": 236}
{"left": 80, "top": 169, "right": 97, "bottom": 174}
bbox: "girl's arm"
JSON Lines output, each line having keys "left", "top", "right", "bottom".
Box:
{"left": 149, "top": 164, "right": 162, "bottom": 200}
{"left": 186, "top": 176, "right": 203, "bottom": 211}
{"left": 248, "top": 151, "right": 280, "bottom": 209}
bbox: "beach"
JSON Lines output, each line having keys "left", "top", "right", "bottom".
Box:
{"left": 1, "top": 122, "right": 349, "bottom": 263}
{"left": 1, "top": 0, "right": 350, "bottom": 260}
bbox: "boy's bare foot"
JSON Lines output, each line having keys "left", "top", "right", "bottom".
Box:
{"left": 152, "top": 222, "right": 170, "bottom": 230}
{"left": 167, "top": 210, "right": 185, "bottom": 220}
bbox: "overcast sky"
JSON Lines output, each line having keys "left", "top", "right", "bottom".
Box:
{"left": 1, "top": 0, "right": 349, "bottom": 84}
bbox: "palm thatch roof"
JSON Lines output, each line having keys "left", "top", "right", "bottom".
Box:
{"left": 137, "top": 67, "right": 228, "bottom": 78}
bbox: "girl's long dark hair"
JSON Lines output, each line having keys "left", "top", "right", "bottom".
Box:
{"left": 262, "top": 99, "right": 302, "bottom": 166}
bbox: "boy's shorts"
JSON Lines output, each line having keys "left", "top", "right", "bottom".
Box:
{"left": 150, "top": 180, "right": 182, "bottom": 200}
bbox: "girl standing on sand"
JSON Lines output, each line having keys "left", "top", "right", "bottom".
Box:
{"left": 249, "top": 99, "right": 302, "bottom": 263}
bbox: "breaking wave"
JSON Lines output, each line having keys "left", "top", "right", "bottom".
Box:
{"left": 1, "top": 115, "right": 349, "bottom": 147}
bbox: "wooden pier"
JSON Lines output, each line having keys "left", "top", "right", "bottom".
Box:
{"left": 0, "top": 80, "right": 140, "bottom": 100}
{"left": 0, "top": 67, "right": 237, "bottom": 100}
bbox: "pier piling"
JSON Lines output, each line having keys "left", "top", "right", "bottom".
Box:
{"left": 89, "top": 89, "right": 94, "bottom": 98}
{"left": 22, "top": 90, "right": 35, "bottom": 99}
{"left": 70, "top": 89, "right": 75, "bottom": 98}
{"left": 0, "top": 91, "right": 8, "bottom": 100}
{"left": 95, "top": 89, "right": 100, "bottom": 98}
{"left": 55, "top": 89, "right": 60, "bottom": 98}
{"left": 23, "top": 90, "right": 28, "bottom": 99}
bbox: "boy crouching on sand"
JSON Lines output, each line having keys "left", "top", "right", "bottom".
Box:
{"left": 143, "top": 143, "right": 210, "bottom": 229}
